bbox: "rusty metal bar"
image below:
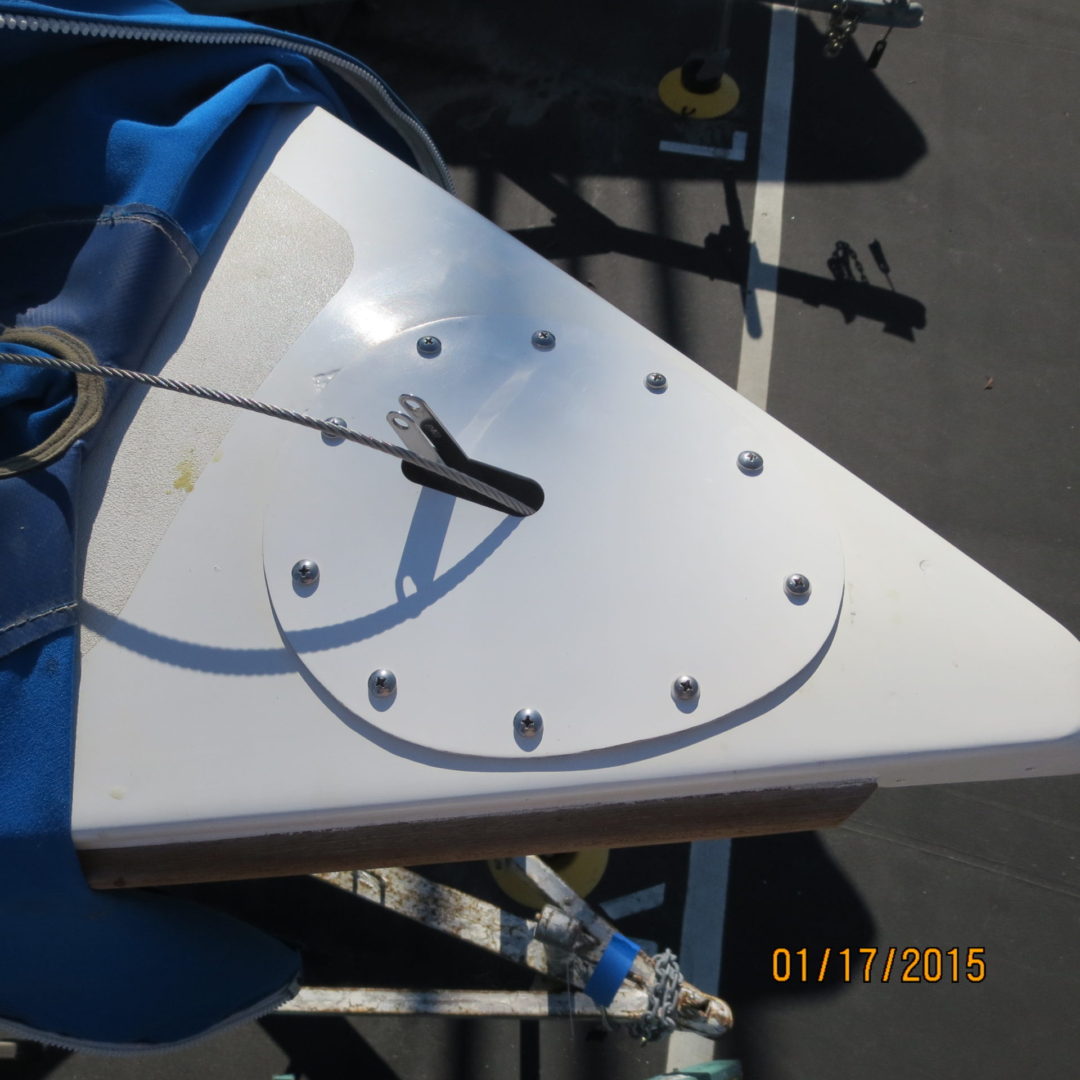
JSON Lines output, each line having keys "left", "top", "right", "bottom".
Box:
{"left": 317, "top": 867, "right": 553, "bottom": 973}
{"left": 280, "top": 988, "right": 649, "bottom": 1019}
{"left": 508, "top": 856, "right": 733, "bottom": 1038}
{"left": 511, "top": 856, "right": 614, "bottom": 945}
{"left": 771, "top": 0, "right": 923, "bottom": 28}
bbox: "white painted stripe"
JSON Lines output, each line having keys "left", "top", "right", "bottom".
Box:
{"left": 659, "top": 133, "right": 748, "bottom": 162}
{"left": 666, "top": 1031, "right": 719, "bottom": 1074}
{"left": 665, "top": 838, "right": 733, "bottom": 1071}
{"left": 735, "top": 3, "right": 798, "bottom": 411}
{"left": 599, "top": 882, "right": 666, "bottom": 920}
{"left": 678, "top": 839, "right": 732, "bottom": 991}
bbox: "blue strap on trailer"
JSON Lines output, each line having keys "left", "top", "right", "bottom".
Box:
{"left": 584, "top": 933, "right": 642, "bottom": 1008}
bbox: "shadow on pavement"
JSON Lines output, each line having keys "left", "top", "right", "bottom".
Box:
{"left": 260, "top": 1014, "right": 397, "bottom": 1080}
{"left": 248, "top": 0, "right": 928, "bottom": 344}
{"left": 723, "top": 831, "right": 876, "bottom": 1001}
{"left": 258, "top": 0, "right": 926, "bottom": 183}
{"left": 499, "top": 168, "right": 926, "bottom": 339}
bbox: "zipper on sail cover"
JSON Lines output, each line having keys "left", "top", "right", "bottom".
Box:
{"left": 0, "top": 8, "right": 454, "bottom": 194}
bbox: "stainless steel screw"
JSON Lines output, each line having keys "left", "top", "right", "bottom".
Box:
{"left": 531, "top": 330, "right": 556, "bottom": 350}
{"left": 416, "top": 335, "right": 442, "bottom": 358}
{"left": 322, "top": 417, "right": 348, "bottom": 444}
{"left": 369, "top": 669, "right": 397, "bottom": 698}
{"left": 514, "top": 708, "right": 543, "bottom": 738}
{"left": 784, "top": 573, "right": 811, "bottom": 598}
{"left": 673, "top": 675, "right": 699, "bottom": 701}
{"left": 645, "top": 372, "right": 668, "bottom": 391}
{"left": 292, "top": 559, "right": 319, "bottom": 587}
{"left": 737, "top": 450, "right": 763, "bottom": 473}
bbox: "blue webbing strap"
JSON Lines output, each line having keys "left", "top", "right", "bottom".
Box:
{"left": 584, "top": 932, "right": 641, "bottom": 1008}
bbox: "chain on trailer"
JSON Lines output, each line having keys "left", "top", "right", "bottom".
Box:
{"left": 824, "top": 0, "right": 861, "bottom": 58}
{"left": 822, "top": 0, "right": 904, "bottom": 66}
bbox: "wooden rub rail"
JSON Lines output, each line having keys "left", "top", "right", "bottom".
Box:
{"left": 79, "top": 780, "right": 876, "bottom": 889}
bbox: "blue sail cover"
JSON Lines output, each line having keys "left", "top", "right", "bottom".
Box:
{"left": 0, "top": 0, "right": 438, "bottom": 1051}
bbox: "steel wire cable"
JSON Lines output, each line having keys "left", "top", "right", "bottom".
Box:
{"left": 0, "top": 351, "right": 533, "bottom": 516}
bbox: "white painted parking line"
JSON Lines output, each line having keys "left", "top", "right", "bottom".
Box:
{"left": 600, "top": 882, "right": 667, "bottom": 920}
{"left": 736, "top": 3, "right": 798, "bottom": 411}
{"left": 659, "top": 133, "right": 748, "bottom": 162}
{"left": 665, "top": 838, "right": 733, "bottom": 1071}
{"left": 677, "top": 839, "right": 732, "bottom": 994}
{"left": 669, "top": 18, "right": 797, "bottom": 1068}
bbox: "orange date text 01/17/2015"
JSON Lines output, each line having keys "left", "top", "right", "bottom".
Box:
{"left": 770, "top": 947, "right": 987, "bottom": 984}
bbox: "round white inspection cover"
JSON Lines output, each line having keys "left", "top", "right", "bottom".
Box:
{"left": 264, "top": 317, "right": 843, "bottom": 758}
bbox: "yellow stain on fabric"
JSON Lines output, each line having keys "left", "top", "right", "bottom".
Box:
{"left": 173, "top": 454, "right": 197, "bottom": 493}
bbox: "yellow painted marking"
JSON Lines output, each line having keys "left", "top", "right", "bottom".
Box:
{"left": 488, "top": 849, "right": 609, "bottom": 908}
{"left": 658, "top": 68, "right": 740, "bottom": 119}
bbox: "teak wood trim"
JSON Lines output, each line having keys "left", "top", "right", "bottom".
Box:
{"left": 80, "top": 779, "right": 877, "bottom": 889}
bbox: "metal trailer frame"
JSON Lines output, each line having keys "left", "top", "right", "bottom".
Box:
{"left": 773, "top": 0, "right": 923, "bottom": 28}
{"left": 280, "top": 856, "right": 733, "bottom": 1040}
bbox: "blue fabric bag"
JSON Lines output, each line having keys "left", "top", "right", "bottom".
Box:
{"left": 0, "top": 0, "right": 448, "bottom": 1052}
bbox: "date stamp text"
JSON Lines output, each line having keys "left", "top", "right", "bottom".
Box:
{"left": 771, "top": 947, "right": 986, "bottom": 983}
